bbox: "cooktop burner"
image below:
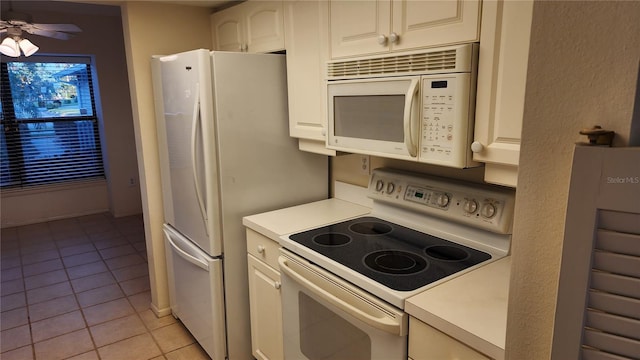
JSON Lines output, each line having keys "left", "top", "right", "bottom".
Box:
{"left": 289, "top": 216, "right": 491, "bottom": 291}
{"left": 364, "top": 250, "right": 428, "bottom": 275}
{"left": 312, "top": 233, "right": 351, "bottom": 247}
{"left": 349, "top": 221, "right": 392, "bottom": 235}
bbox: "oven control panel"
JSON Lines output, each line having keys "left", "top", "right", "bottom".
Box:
{"left": 405, "top": 185, "right": 452, "bottom": 209}
{"left": 368, "top": 168, "right": 515, "bottom": 234}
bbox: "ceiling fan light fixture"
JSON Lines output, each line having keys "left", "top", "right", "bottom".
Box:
{"left": 0, "top": 37, "right": 20, "bottom": 57}
{"left": 18, "top": 38, "right": 38, "bottom": 57}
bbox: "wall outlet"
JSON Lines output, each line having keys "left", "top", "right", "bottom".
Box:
{"left": 359, "top": 155, "right": 370, "bottom": 176}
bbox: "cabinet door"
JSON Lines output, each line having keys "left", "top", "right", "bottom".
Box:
{"left": 472, "top": 0, "right": 534, "bottom": 187}
{"left": 284, "top": 0, "right": 336, "bottom": 155}
{"left": 247, "top": 254, "right": 283, "bottom": 360}
{"left": 391, "top": 0, "right": 480, "bottom": 52}
{"left": 409, "top": 317, "right": 491, "bottom": 360}
{"left": 211, "top": 5, "right": 245, "bottom": 52}
{"left": 329, "top": 0, "right": 391, "bottom": 59}
{"left": 243, "top": 1, "right": 285, "bottom": 53}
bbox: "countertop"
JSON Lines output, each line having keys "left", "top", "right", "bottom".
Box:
{"left": 405, "top": 256, "right": 511, "bottom": 360}
{"left": 242, "top": 197, "right": 371, "bottom": 241}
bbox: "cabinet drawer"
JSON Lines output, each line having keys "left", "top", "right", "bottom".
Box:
{"left": 246, "top": 228, "right": 281, "bottom": 269}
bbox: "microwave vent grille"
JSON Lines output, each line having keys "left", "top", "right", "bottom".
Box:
{"left": 328, "top": 49, "right": 459, "bottom": 78}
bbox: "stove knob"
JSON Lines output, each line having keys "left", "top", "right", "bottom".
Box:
{"left": 375, "top": 180, "right": 384, "bottom": 192}
{"left": 463, "top": 199, "right": 478, "bottom": 214}
{"left": 481, "top": 203, "right": 497, "bottom": 218}
{"left": 386, "top": 182, "right": 395, "bottom": 194}
{"left": 436, "top": 193, "right": 450, "bottom": 207}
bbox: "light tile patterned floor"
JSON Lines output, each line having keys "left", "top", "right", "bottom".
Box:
{"left": 1, "top": 213, "right": 211, "bottom": 360}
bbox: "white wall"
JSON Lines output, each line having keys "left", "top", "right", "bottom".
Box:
{"left": 0, "top": 1, "right": 142, "bottom": 227}
{"left": 506, "top": 2, "right": 640, "bottom": 358}
{"left": 332, "top": 154, "right": 486, "bottom": 189}
{"left": 120, "top": 1, "right": 213, "bottom": 316}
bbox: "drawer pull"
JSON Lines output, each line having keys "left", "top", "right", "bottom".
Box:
{"left": 257, "top": 245, "right": 266, "bottom": 254}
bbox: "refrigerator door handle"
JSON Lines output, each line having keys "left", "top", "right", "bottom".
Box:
{"left": 190, "top": 84, "right": 209, "bottom": 235}
{"left": 165, "top": 227, "right": 209, "bottom": 271}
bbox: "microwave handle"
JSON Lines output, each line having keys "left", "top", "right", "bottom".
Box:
{"left": 404, "top": 78, "right": 420, "bottom": 157}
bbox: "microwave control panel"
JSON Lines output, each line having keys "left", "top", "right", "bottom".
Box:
{"left": 419, "top": 73, "right": 473, "bottom": 168}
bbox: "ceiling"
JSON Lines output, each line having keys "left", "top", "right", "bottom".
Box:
{"left": 75, "top": 0, "right": 241, "bottom": 11}
{"left": 0, "top": 1, "right": 240, "bottom": 14}
{"left": 165, "top": 1, "right": 234, "bottom": 8}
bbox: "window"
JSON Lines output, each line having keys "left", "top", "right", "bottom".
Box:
{"left": 1, "top": 55, "right": 104, "bottom": 189}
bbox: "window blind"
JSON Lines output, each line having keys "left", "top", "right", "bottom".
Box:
{"left": 0, "top": 56, "right": 105, "bottom": 188}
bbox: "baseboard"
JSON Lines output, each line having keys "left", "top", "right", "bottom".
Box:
{"left": 151, "top": 302, "right": 173, "bottom": 318}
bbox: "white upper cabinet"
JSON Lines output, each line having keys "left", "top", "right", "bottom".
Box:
{"left": 284, "top": 0, "right": 336, "bottom": 155}
{"left": 211, "top": 4, "right": 244, "bottom": 52}
{"left": 329, "top": 0, "right": 390, "bottom": 58}
{"left": 472, "top": 0, "right": 534, "bottom": 187}
{"left": 391, "top": 0, "right": 480, "bottom": 53}
{"left": 211, "top": 1, "right": 285, "bottom": 53}
{"left": 329, "top": 0, "right": 481, "bottom": 59}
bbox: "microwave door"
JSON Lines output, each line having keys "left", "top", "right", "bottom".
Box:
{"left": 327, "top": 76, "right": 421, "bottom": 161}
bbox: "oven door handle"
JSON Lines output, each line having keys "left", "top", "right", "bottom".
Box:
{"left": 278, "top": 256, "right": 405, "bottom": 336}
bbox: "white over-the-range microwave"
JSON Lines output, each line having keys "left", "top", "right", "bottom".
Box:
{"left": 326, "top": 43, "right": 479, "bottom": 169}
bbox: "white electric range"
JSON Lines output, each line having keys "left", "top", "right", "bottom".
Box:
{"left": 278, "top": 168, "right": 515, "bottom": 359}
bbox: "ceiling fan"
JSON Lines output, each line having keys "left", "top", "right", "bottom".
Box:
{"left": 0, "top": 5, "right": 81, "bottom": 57}
{"left": 0, "top": 8, "right": 82, "bottom": 41}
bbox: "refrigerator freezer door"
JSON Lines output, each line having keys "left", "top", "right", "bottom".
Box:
{"left": 152, "top": 49, "right": 222, "bottom": 256}
{"left": 163, "top": 224, "right": 226, "bottom": 360}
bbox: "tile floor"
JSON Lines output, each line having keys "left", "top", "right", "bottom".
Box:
{"left": 1, "top": 213, "right": 211, "bottom": 360}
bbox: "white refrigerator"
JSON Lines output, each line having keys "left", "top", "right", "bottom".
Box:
{"left": 151, "top": 49, "right": 328, "bottom": 360}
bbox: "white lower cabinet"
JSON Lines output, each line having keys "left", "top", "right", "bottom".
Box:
{"left": 409, "top": 317, "right": 491, "bottom": 360}
{"left": 246, "top": 229, "right": 283, "bottom": 360}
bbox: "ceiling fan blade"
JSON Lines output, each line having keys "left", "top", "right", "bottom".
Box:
{"left": 25, "top": 28, "right": 75, "bottom": 40}
{"left": 31, "top": 23, "right": 82, "bottom": 33}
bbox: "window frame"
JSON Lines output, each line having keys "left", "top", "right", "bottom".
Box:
{"left": 0, "top": 54, "right": 105, "bottom": 189}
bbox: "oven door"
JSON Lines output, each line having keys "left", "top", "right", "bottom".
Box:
{"left": 278, "top": 249, "right": 408, "bottom": 360}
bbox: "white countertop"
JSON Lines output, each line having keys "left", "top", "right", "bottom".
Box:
{"left": 405, "top": 256, "right": 511, "bottom": 360}
{"left": 242, "top": 197, "right": 371, "bottom": 241}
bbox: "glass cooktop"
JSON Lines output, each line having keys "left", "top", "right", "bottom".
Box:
{"left": 288, "top": 216, "right": 491, "bottom": 291}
